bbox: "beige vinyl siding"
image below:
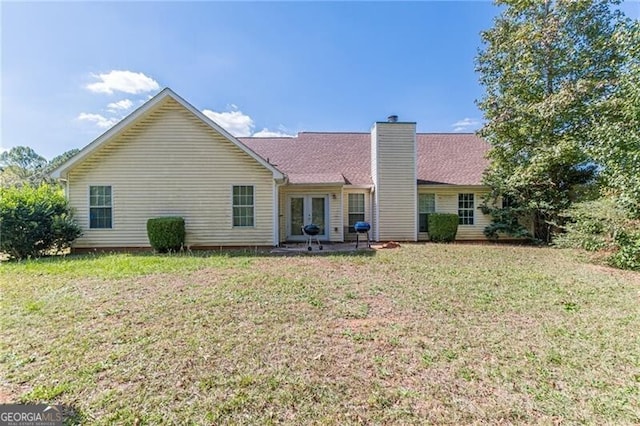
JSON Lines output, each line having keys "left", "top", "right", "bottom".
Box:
{"left": 342, "top": 189, "right": 372, "bottom": 241}
{"left": 418, "top": 185, "right": 491, "bottom": 240}
{"left": 372, "top": 122, "right": 417, "bottom": 241}
{"left": 67, "top": 97, "right": 275, "bottom": 248}
{"left": 278, "top": 186, "right": 342, "bottom": 243}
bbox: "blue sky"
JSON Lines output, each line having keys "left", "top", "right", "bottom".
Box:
{"left": 2, "top": 1, "right": 639, "bottom": 160}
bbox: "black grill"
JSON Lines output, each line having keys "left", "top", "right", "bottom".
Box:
{"left": 302, "top": 224, "right": 322, "bottom": 251}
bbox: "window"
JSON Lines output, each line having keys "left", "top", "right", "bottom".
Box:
{"left": 347, "top": 193, "right": 365, "bottom": 233}
{"left": 418, "top": 193, "right": 436, "bottom": 232}
{"left": 458, "top": 193, "right": 474, "bottom": 225}
{"left": 89, "top": 186, "right": 112, "bottom": 229}
{"left": 233, "top": 185, "right": 254, "bottom": 227}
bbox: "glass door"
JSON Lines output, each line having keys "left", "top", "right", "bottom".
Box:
{"left": 311, "top": 197, "right": 326, "bottom": 236}
{"left": 290, "top": 197, "right": 305, "bottom": 236}
{"left": 288, "top": 195, "right": 328, "bottom": 240}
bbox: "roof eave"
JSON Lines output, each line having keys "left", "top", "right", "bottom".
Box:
{"left": 286, "top": 182, "right": 345, "bottom": 187}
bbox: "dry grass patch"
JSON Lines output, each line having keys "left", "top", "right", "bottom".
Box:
{"left": 1, "top": 245, "right": 639, "bottom": 424}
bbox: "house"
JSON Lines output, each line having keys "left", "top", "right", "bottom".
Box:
{"left": 51, "top": 88, "right": 494, "bottom": 250}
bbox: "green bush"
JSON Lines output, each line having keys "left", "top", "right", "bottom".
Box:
{"left": 0, "top": 184, "right": 82, "bottom": 260}
{"left": 556, "top": 197, "right": 640, "bottom": 270}
{"left": 481, "top": 204, "right": 532, "bottom": 240}
{"left": 428, "top": 213, "right": 459, "bottom": 243}
{"left": 146, "top": 217, "right": 185, "bottom": 253}
{"left": 555, "top": 198, "right": 623, "bottom": 251}
{"left": 609, "top": 231, "right": 640, "bottom": 271}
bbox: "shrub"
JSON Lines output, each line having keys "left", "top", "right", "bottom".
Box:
{"left": 556, "top": 197, "right": 640, "bottom": 270}
{"left": 609, "top": 231, "right": 640, "bottom": 271}
{"left": 146, "top": 217, "right": 185, "bottom": 253}
{"left": 481, "top": 205, "right": 532, "bottom": 240}
{"left": 0, "top": 184, "right": 82, "bottom": 260}
{"left": 428, "top": 213, "right": 459, "bottom": 243}
{"left": 555, "top": 198, "right": 624, "bottom": 251}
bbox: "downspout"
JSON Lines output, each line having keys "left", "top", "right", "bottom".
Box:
{"left": 340, "top": 186, "right": 344, "bottom": 242}
{"left": 272, "top": 177, "right": 286, "bottom": 247}
{"left": 370, "top": 187, "right": 377, "bottom": 242}
{"left": 413, "top": 131, "right": 418, "bottom": 242}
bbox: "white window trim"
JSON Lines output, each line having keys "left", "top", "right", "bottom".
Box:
{"left": 88, "top": 184, "right": 113, "bottom": 229}
{"left": 458, "top": 193, "right": 475, "bottom": 226}
{"left": 231, "top": 184, "right": 256, "bottom": 228}
{"left": 347, "top": 193, "right": 366, "bottom": 231}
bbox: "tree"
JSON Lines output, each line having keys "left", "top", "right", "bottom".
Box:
{"left": 555, "top": 22, "right": 640, "bottom": 271}
{"left": 0, "top": 146, "right": 49, "bottom": 188}
{"left": 0, "top": 146, "right": 80, "bottom": 188}
{"left": 476, "top": 0, "right": 631, "bottom": 242}
{"left": 47, "top": 148, "right": 80, "bottom": 174}
{"left": 0, "top": 184, "right": 82, "bottom": 260}
{"left": 588, "top": 21, "right": 640, "bottom": 218}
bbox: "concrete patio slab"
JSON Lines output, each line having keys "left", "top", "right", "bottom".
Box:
{"left": 270, "top": 242, "right": 375, "bottom": 254}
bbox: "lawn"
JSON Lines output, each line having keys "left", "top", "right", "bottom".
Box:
{"left": 1, "top": 244, "right": 639, "bottom": 425}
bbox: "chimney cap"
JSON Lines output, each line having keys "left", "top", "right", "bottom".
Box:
{"left": 387, "top": 115, "right": 398, "bottom": 123}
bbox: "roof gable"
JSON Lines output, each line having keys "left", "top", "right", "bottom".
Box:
{"left": 51, "top": 88, "right": 284, "bottom": 180}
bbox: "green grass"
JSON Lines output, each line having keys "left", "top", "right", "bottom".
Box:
{"left": 1, "top": 245, "right": 639, "bottom": 424}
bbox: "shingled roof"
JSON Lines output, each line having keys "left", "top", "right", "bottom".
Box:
{"left": 240, "top": 132, "right": 489, "bottom": 186}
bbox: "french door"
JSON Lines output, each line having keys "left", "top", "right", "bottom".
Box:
{"left": 288, "top": 195, "right": 328, "bottom": 241}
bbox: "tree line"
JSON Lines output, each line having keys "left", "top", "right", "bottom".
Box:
{"left": 476, "top": 0, "right": 639, "bottom": 270}
{"left": 0, "top": 146, "right": 79, "bottom": 188}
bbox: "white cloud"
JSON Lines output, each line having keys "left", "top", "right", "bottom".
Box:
{"left": 451, "top": 117, "right": 481, "bottom": 133}
{"left": 202, "top": 106, "right": 296, "bottom": 138}
{"left": 86, "top": 70, "right": 160, "bottom": 95}
{"left": 252, "top": 128, "right": 294, "bottom": 138}
{"left": 202, "top": 108, "right": 255, "bottom": 137}
{"left": 77, "top": 112, "right": 120, "bottom": 129}
{"left": 107, "top": 99, "right": 133, "bottom": 112}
